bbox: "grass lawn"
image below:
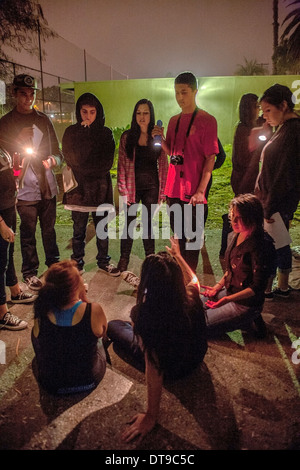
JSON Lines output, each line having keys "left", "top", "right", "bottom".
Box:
{"left": 55, "top": 143, "right": 300, "bottom": 243}
{"left": 14, "top": 145, "right": 299, "bottom": 277}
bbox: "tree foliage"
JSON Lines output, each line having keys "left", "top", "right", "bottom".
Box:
{"left": 281, "top": 0, "right": 300, "bottom": 60}
{"left": 234, "top": 58, "right": 268, "bottom": 76}
{"left": 0, "top": 0, "right": 56, "bottom": 60}
{"left": 272, "top": 38, "right": 300, "bottom": 74}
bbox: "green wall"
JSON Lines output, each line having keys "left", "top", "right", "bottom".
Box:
{"left": 71, "top": 75, "right": 300, "bottom": 146}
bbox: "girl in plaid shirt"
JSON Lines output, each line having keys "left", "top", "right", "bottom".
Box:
{"left": 117, "top": 99, "right": 168, "bottom": 272}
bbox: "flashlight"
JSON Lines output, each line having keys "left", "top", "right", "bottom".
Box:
{"left": 154, "top": 120, "right": 163, "bottom": 146}
{"left": 259, "top": 135, "right": 267, "bottom": 141}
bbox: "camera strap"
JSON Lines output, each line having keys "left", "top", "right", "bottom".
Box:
{"left": 172, "top": 106, "right": 199, "bottom": 156}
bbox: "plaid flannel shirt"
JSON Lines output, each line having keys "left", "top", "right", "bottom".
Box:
{"left": 117, "top": 131, "right": 169, "bottom": 204}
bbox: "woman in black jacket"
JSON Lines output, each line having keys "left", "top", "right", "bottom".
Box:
{"left": 62, "top": 93, "right": 119, "bottom": 276}
{"left": 255, "top": 84, "right": 300, "bottom": 298}
{"left": 201, "top": 193, "right": 275, "bottom": 337}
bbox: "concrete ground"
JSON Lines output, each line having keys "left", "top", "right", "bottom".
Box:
{"left": 0, "top": 226, "right": 299, "bottom": 452}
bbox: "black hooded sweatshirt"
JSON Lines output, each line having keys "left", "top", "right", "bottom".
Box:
{"left": 62, "top": 93, "right": 115, "bottom": 207}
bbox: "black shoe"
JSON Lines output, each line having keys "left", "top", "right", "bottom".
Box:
{"left": 11, "top": 291, "right": 37, "bottom": 303}
{"left": 117, "top": 258, "right": 129, "bottom": 272}
{"left": 24, "top": 275, "right": 43, "bottom": 291}
{"left": 252, "top": 315, "right": 267, "bottom": 339}
{"left": 273, "top": 288, "right": 290, "bottom": 298}
{"left": 0, "top": 312, "right": 28, "bottom": 330}
{"left": 264, "top": 291, "right": 274, "bottom": 301}
{"left": 98, "top": 264, "right": 120, "bottom": 277}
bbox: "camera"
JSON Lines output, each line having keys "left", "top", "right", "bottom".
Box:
{"left": 170, "top": 154, "right": 184, "bottom": 165}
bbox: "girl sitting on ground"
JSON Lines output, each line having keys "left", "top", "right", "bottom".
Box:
{"left": 201, "top": 193, "right": 275, "bottom": 337}
{"left": 107, "top": 237, "right": 208, "bottom": 442}
{"left": 32, "top": 260, "right": 107, "bottom": 395}
{"left": 122, "top": 194, "right": 275, "bottom": 338}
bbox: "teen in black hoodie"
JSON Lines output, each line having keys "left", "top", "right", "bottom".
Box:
{"left": 62, "top": 93, "right": 119, "bottom": 276}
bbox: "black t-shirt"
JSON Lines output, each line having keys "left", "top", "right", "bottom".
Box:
{"left": 134, "top": 145, "right": 159, "bottom": 190}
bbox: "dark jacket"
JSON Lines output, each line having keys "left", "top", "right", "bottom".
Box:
{"left": 0, "top": 147, "right": 16, "bottom": 211}
{"left": 225, "top": 230, "right": 275, "bottom": 308}
{"left": 231, "top": 123, "right": 264, "bottom": 196}
{"left": 0, "top": 107, "right": 62, "bottom": 201}
{"left": 62, "top": 93, "right": 115, "bottom": 207}
{"left": 255, "top": 118, "right": 300, "bottom": 220}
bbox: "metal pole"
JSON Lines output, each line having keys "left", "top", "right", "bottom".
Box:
{"left": 84, "top": 49, "right": 87, "bottom": 81}
{"left": 37, "top": 19, "right": 45, "bottom": 111}
{"left": 58, "top": 76, "right": 62, "bottom": 124}
{"left": 272, "top": 0, "right": 279, "bottom": 75}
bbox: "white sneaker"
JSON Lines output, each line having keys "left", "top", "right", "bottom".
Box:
{"left": 121, "top": 271, "right": 140, "bottom": 289}
{"left": 24, "top": 275, "right": 43, "bottom": 291}
{"left": 98, "top": 264, "right": 120, "bottom": 277}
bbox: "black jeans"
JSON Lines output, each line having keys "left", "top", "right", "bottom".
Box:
{"left": 71, "top": 210, "right": 110, "bottom": 269}
{"left": 166, "top": 197, "right": 204, "bottom": 272}
{"left": 120, "top": 187, "right": 158, "bottom": 261}
{"left": 0, "top": 206, "right": 18, "bottom": 305}
{"left": 17, "top": 198, "right": 60, "bottom": 279}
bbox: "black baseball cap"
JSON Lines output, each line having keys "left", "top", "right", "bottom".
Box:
{"left": 13, "top": 74, "right": 39, "bottom": 90}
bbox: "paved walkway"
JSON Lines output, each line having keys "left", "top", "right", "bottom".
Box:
{"left": 0, "top": 229, "right": 299, "bottom": 452}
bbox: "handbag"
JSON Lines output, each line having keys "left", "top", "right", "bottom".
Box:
{"left": 62, "top": 165, "right": 78, "bottom": 193}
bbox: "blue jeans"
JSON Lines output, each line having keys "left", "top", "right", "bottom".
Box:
{"left": 202, "top": 289, "right": 262, "bottom": 336}
{"left": 0, "top": 206, "right": 18, "bottom": 305}
{"left": 107, "top": 320, "right": 145, "bottom": 370}
{"left": 71, "top": 210, "right": 110, "bottom": 269}
{"left": 270, "top": 213, "right": 293, "bottom": 275}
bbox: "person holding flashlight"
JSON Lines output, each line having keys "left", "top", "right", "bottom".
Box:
{"left": 117, "top": 99, "right": 168, "bottom": 273}
{"left": 231, "top": 93, "right": 271, "bottom": 197}
{"left": 255, "top": 83, "right": 300, "bottom": 299}
{"left": 0, "top": 74, "right": 62, "bottom": 291}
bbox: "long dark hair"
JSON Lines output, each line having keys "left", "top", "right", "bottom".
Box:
{"left": 125, "top": 99, "right": 159, "bottom": 160}
{"left": 34, "top": 260, "right": 81, "bottom": 319}
{"left": 238, "top": 93, "right": 258, "bottom": 128}
{"left": 133, "top": 252, "right": 192, "bottom": 373}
